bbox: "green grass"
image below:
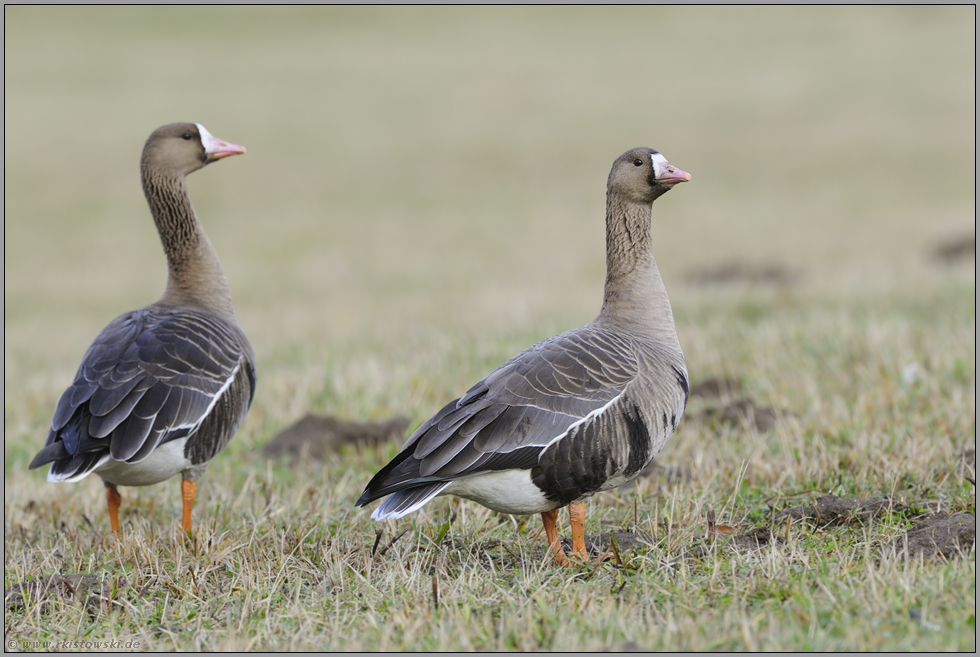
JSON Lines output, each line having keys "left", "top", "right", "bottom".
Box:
{"left": 4, "top": 6, "right": 975, "bottom": 652}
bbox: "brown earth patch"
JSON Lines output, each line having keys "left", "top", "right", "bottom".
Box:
{"left": 686, "top": 262, "right": 800, "bottom": 286}
{"left": 728, "top": 525, "right": 783, "bottom": 552}
{"left": 932, "top": 232, "right": 975, "bottom": 264}
{"left": 4, "top": 573, "right": 129, "bottom": 613}
{"left": 689, "top": 377, "right": 742, "bottom": 400}
{"left": 701, "top": 398, "right": 790, "bottom": 433}
{"left": 572, "top": 531, "right": 658, "bottom": 554}
{"left": 686, "top": 525, "right": 785, "bottom": 560}
{"left": 775, "top": 494, "right": 907, "bottom": 527}
{"left": 263, "top": 414, "right": 409, "bottom": 461}
{"left": 886, "top": 512, "right": 976, "bottom": 560}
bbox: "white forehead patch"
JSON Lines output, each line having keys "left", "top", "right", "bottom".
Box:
{"left": 195, "top": 123, "right": 217, "bottom": 152}
{"left": 650, "top": 152, "right": 669, "bottom": 179}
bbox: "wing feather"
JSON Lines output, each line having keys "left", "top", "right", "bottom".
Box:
{"left": 30, "top": 305, "right": 252, "bottom": 480}
{"left": 87, "top": 380, "right": 153, "bottom": 438}
{"left": 86, "top": 375, "right": 142, "bottom": 416}
{"left": 66, "top": 380, "right": 98, "bottom": 413}
{"left": 358, "top": 324, "right": 639, "bottom": 505}
{"left": 109, "top": 414, "right": 155, "bottom": 461}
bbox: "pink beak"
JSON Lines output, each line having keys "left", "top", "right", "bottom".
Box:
{"left": 206, "top": 138, "right": 246, "bottom": 160}
{"left": 657, "top": 163, "right": 691, "bottom": 186}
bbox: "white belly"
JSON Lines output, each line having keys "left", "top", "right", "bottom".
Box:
{"left": 444, "top": 469, "right": 559, "bottom": 515}
{"left": 91, "top": 439, "right": 192, "bottom": 487}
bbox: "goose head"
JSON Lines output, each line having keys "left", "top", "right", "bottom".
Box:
{"left": 607, "top": 147, "right": 690, "bottom": 205}
{"left": 141, "top": 122, "right": 245, "bottom": 178}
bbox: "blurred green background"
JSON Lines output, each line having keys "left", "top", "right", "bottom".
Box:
{"left": 4, "top": 5, "right": 975, "bottom": 432}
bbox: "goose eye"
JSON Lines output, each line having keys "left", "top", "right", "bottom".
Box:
{"left": 182, "top": 133, "right": 193, "bottom": 140}
{"left": 633, "top": 159, "right": 643, "bottom": 167}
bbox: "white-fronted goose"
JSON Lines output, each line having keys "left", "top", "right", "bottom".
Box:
{"left": 29, "top": 123, "right": 256, "bottom": 534}
{"left": 357, "top": 148, "right": 690, "bottom": 565}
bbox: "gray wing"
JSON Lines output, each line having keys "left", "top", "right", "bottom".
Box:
{"left": 29, "top": 305, "right": 253, "bottom": 481}
{"left": 357, "top": 324, "right": 638, "bottom": 503}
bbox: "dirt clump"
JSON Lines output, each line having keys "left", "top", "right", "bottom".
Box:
{"left": 4, "top": 573, "right": 129, "bottom": 613}
{"left": 887, "top": 512, "right": 975, "bottom": 560}
{"left": 572, "top": 531, "right": 658, "bottom": 554}
{"left": 728, "top": 525, "right": 783, "bottom": 551}
{"left": 931, "top": 232, "right": 975, "bottom": 264}
{"left": 686, "top": 525, "right": 784, "bottom": 561}
{"left": 702, "top": 398, "right": 789, "bottom": 433}
{"left": 689, "top": 377, "right": 741, "bottom": 400}
{"left": 686, "top": 262, "right": 800, "bottom": 286}
{"left": 775, "top": 494, "right": 907, "bottom": 527}
{"left": 263, "top": 414, "right": 409, "bottom": 461}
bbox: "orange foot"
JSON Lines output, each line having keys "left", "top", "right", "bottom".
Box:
{"left": 541, "top": 508, "right": 569, "bottom": 565}
{"left": 106, "top": 484, "right": 122, "bottom": 536}
{"left": 181, "top": 479, "right": 197, "bottom": 533}
{"left": 567, "top": 501, "right": 614, "bottom": 567}
{"left": 541, "top": 502, "right": 613, "bottom": 567}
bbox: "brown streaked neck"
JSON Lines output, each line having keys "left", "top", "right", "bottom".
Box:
{"left": 142, "top": 168, "right": 237, "bottom": 319}
{"left": 597, "top": 195, "right": 678, "bottom": 341}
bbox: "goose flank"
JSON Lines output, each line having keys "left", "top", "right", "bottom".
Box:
{"left": 29, "top": 123, "right": 256, "bottom": 535}
{"left": 357, "top": 147, "right": 690, "bottom": 564}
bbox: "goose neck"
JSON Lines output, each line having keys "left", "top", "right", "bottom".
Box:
{"left": 598, "top": 198, "right": 676, "bottom": 338}
{"left": 141, "top": 169, "right": 236, "bottom": 318}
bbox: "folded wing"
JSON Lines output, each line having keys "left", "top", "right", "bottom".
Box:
{"left": 357, "top": 325, "right": 638, "bottom": 511}
{"left": 29, "top": 306, "right": 251, "bottom": 482}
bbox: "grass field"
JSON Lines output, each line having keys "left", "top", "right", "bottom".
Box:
{"left": 4, "top": 6, "right": 975, "bottom": 651}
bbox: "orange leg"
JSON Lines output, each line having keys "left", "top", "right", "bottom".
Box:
{"left": 106, "top": 484, "right": 122, "bottom": 535}
{"left": 541, "top": 509, "right": 569, "bottom": 566}
{"left": 569, "top": 500, "right": 614, "bottom": 566}
{"left": 568, "top": 501, "right": 588, "bottom": 559}
{"left": 181, "top": 479, "right": 197, "bottom": 533}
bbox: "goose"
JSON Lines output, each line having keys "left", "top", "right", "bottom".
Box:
{"left": 28, "top": 123, "right": 256, "bottom": 535}
{"left": 357, "top": 147, "right": 690, "bottom": 565}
